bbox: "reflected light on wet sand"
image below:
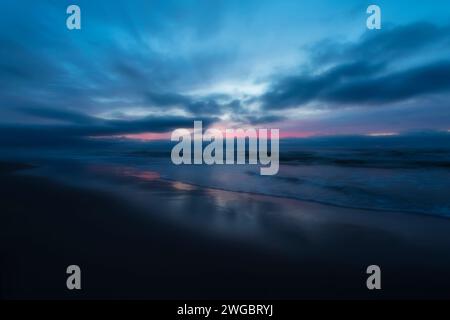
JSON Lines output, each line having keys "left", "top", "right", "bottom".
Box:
{"left": 171, "top": 181, "right": 197, "bottom": 191}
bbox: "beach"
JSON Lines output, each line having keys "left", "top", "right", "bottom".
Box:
{"left": 1, "top": 160, "right": 450, "bottom": 299}
{"left": 1, "top": 0, "right": 450, "bottom": 304}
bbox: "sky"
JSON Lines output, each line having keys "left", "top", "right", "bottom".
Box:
{"left": 1, "top": 0, "right": 450, "bottom": 144}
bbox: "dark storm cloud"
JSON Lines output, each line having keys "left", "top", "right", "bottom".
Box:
{"left": 14, "top": 107, "right": 218, "bottom": 135}
{"left": 262, "top": 60, "right": 450, "bottom": 109}
{"left": 261, "top": 22, "right": 450, "bottom": 110}
{"left": 103, "top": 115, "right": 218, "bottom": 134}
{"left": 326, "top": 61, "right": 450, "bottom": 104}
{"left": 261, "top": 61, "right": 386, "bottom": 108}
{"left": 235, "top": 115, "right": 285, "bottom": 125}
{"left": 18, "top": 107, "right": 98, "bottom": 125}
{"left": 144, "top": 91, "right": 220, "bottom": 115}
{"left": 0, "top": 109, "right": 219, "bottom": 146}
{"left": 310, "top": 22, "right": 450, "bottom": 65}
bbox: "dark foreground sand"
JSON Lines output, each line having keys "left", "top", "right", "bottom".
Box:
{"left": 1, "top": 161, "right": 450, "bottom": 299}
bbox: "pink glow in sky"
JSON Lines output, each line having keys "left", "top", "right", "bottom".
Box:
{"left": 115, "top": 130, "right": 317, "bottom": 141}
{"left": 120, "top": 132, "right": 171, "bottom": 141}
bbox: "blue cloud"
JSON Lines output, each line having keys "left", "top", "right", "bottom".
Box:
{"left": 0, "top": 1, "right": 450, "bottom": 139}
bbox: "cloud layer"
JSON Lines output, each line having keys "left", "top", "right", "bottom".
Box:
{"left": 0, "top": 1, "right": 449, "bottom": 141}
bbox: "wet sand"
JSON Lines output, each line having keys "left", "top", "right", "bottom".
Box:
{"left": 1, "top": 161, "right": 450, "bottom": 299}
